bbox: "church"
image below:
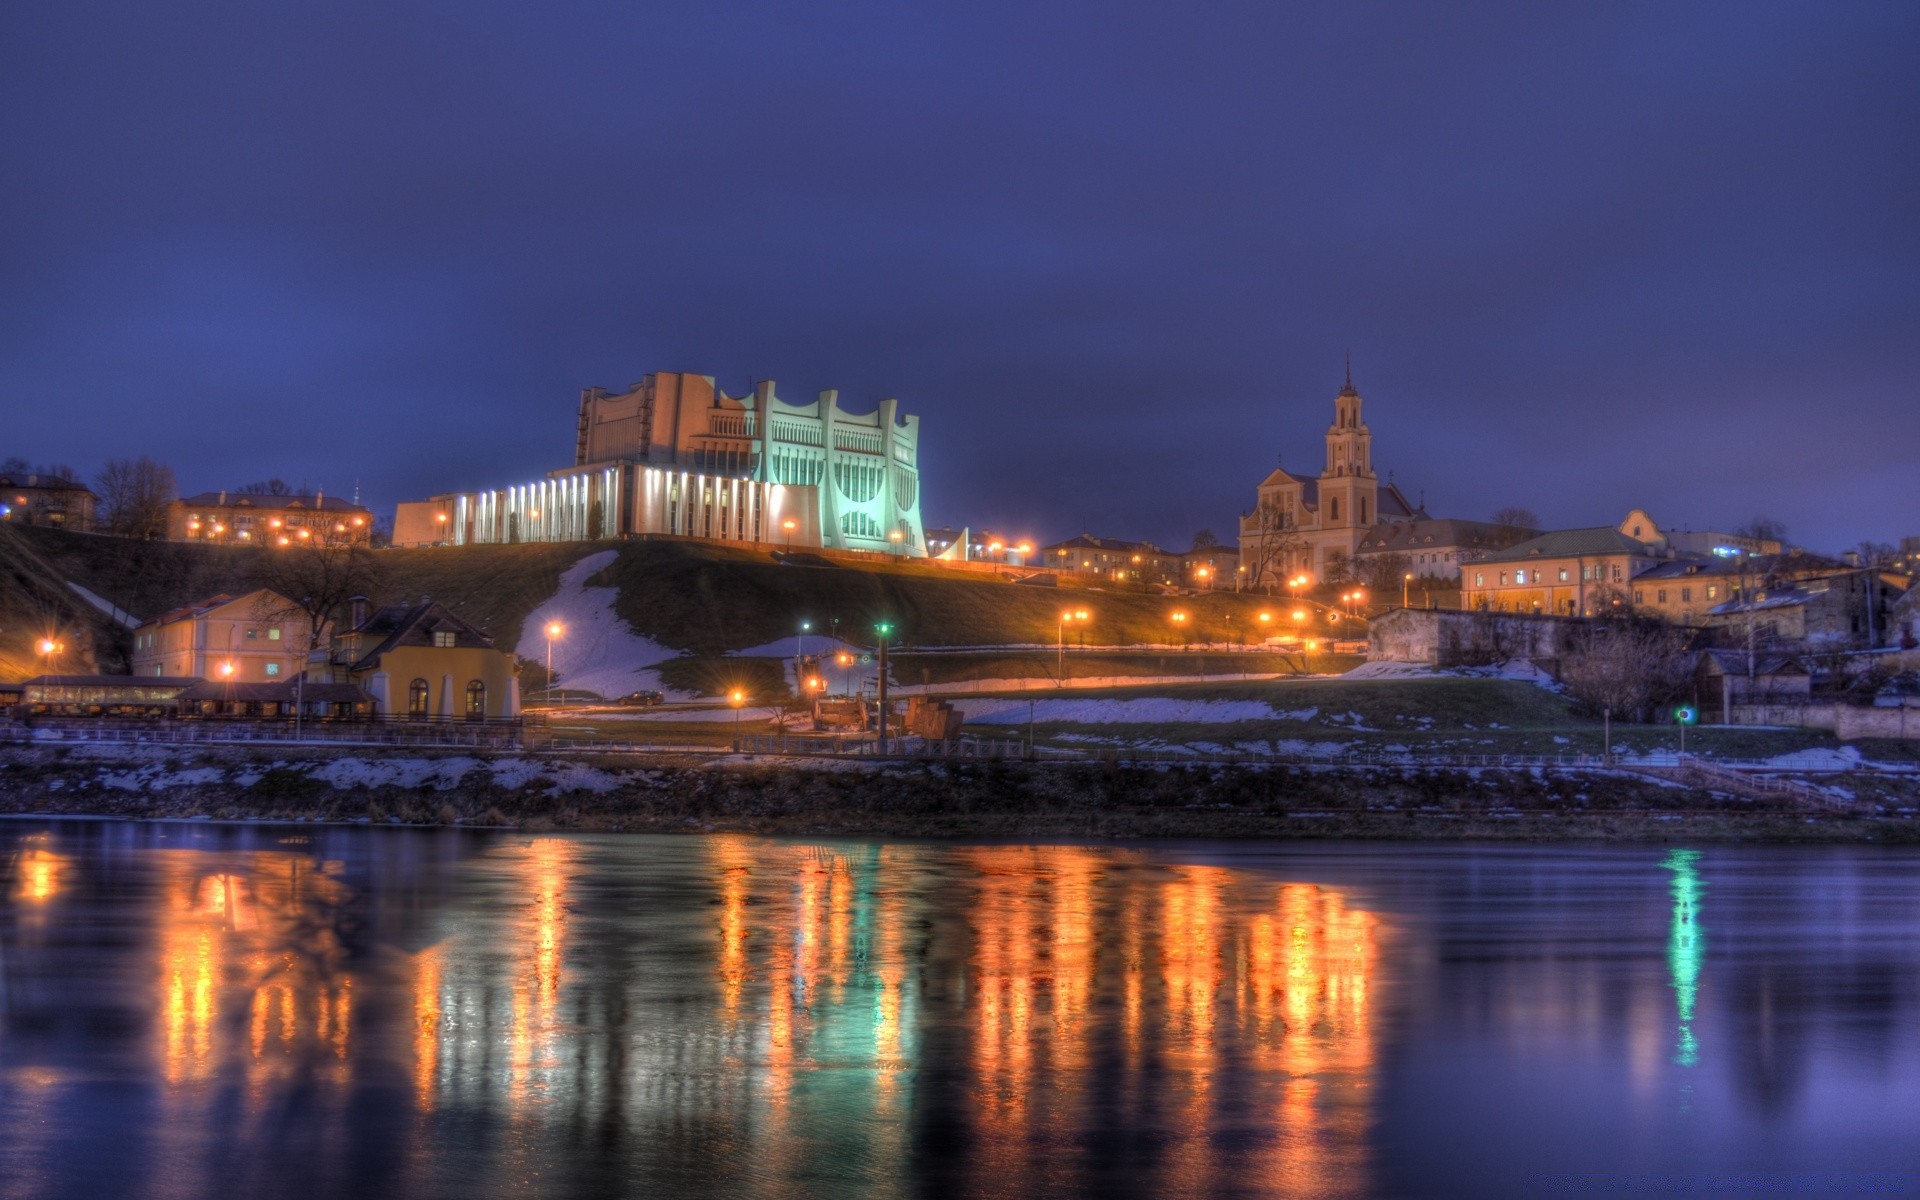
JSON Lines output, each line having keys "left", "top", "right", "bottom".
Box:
{"left": 1235, "top": 369, "right": 1426, "bottom": 587}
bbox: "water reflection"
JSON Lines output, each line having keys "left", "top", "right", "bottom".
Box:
{"left": 7, "top": 828, "right": 1920, "bottom": 1199}
{"left": 1665, "top": 849, "right": 1705, "bottom": 1069}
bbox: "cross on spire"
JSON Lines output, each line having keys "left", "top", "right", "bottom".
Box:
{"left": 1345, "top": 350, "right": 1352, "bottom": 391}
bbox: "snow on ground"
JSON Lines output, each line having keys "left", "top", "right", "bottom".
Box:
{"left": 1341, "top": 658, "right": 1563, "bottom": 690}
{"left": 67, "top": 582, "right": 141, "bottom": 629}
{"left": 517, "top": 551, "right": 680, "bottom": 699}
{"left": 308, "top": 756, "right": 487, "bottom": 790}
{"left": 956, "top": 697, "right": 1293, "bottom": 725}
{"left": 1341, "top": 660, "right": 1437, "bottom": 679}
{"left": 1760, "top": 746, "right": 1864, "bottom": 772}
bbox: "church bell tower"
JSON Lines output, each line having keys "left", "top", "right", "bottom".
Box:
{"left": 1319, "top": 357, "right": 1378, "bottom": 531}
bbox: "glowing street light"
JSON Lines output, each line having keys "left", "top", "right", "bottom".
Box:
{"left": 731, "top": 688, "right": 747, "bottom": 745}
{"left": 1403, "top": 572, "right": 1414, "bottom": 608}
{"left": 218, "top": 660, "right": 236, "bottom": 678}
{"left": 545, "top": 621, "right": 564, "bottom": 699}
{"left": 781, "top": 516, "right": 797, "bottom": 551}
{"left": 1057, "top": 608, "right": 1090, "bottom": 681}
{"left": 36, "top": 638, "right": 61, "bottom": 673}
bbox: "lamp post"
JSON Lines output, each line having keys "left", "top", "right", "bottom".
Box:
{"left": 1293, "top": 609, "right": 1309, "bottom": 672}
{"left": 36, "top": 638, "right": 61, "bottom": 676}
{"left": 873, "top": 622, "right": 895, "bottom": 751}
{"left": 782, "top": 517, "right": 797, "bottom": 552}
{"left": 795, "top": 620, "right": 810, "bottom": 692}
{"left": 1403, "top": 572, "right": 1413, "bottom": 609}
{"left": 731, "top": 688, "right": 746, "bottom": 749}
{"left": 1195, "top": 565, "right": 1212, "bottom": 592}
{"left": 1170, "top": 609, "right": 1189, "bottom": 649}
{"left": 888, "top": 529, "right": 904, "bottom": 556}
{"left": 1056, "top": 609, "right": 1088, "bottom": 683}
{"left": 545, "top": 621, "right": 564, "bottom": 701}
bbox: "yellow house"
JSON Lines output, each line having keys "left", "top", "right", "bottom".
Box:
{"left": 327, "top": 599, "right": 520, "bottom": 720}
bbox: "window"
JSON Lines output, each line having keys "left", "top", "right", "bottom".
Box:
{"left": 1708, "top": 585, "right": 1718, "bottom": 600}
{"left": 465, "top": 680, "right": 487, "bottom": 719}
{"left": 408, "top": 678, "right": 430, "bottom": 718}
{"left": 1681, "top": 587, "right": 1691, "bottom": 602}
{"left": 267, "top": 628, "right": 281, "bottom": 641}
{"left": 245, "top": 627, "right": 258, "bottom": 640}
{"left": 433, "top": 630, "right": 456, "bottom": 648}
{"left": 1474, "top": 573, "right": 1484, "bottom": 587}
{"left": 1558, "top": 568, "right": 1569, "bottom": 582}
{"left": 1611, "top": 565, "right": 1623, "bottom": 582}
{"left": 1500, "top": 572, "right": 1510, "bottom": 585}
{"left": 1634, "top": 590, "right": 1644, "bottom": 604}
{"left": 265, "top": 662, "right": 281, "bottom": 677}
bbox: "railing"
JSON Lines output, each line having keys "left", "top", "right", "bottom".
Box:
{"left": 735, "top": 734, "right": 1079, "bottom": 761}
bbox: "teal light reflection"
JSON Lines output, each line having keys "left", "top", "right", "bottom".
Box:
{"left": 1663, "top": 849, "right": 1705, "bottom": 1068}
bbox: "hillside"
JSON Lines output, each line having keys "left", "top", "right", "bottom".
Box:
{"left": 1, "top": 526, "right": 1318, "bottom": 680}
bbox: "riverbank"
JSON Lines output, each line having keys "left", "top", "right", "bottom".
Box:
{"left": 3, "top": 743, "right": 1916, "bottom": 843}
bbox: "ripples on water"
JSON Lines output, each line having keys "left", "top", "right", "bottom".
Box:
{"left": 2, "top": 823, "right": 1918, "bottom": 1199}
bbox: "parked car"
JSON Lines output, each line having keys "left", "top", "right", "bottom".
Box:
{"left": 622, "top": 689, "right": 664, "bottom": 706}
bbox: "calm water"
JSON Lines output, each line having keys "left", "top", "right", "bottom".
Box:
{"left": 2, "top": 823, "right": 1918, "bottom": 1199}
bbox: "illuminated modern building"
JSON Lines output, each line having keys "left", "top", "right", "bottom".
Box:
{"left": 394, "top": 371, "right": 928, "bottom": 555}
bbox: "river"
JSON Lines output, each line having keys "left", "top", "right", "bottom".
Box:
{"left": 2, "top": 821, "right": 1916, "bottom": 1198}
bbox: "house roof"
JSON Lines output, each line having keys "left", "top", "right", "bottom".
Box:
{"left": 1475, "top": 526, "right": 1667, "bottom": 565}
{"left": 1042, "top": 534, "right": 1172, "bottom": 556}
{"left": 178, "top": 492, "right": 371, "bottom": 513}
{"left": 24, "top": 674, "right": 201, "bottom": 689}
{"left": 344, "top": 601, "right": 497, "bottom": 671}
{"left": 1707, "top": 588, "right": 1819, "bottom": 616}
{"left": 0, "top": 473, "right": 94, "bottom": 496}
{"left": 1354, "top": 517, "right": 1512, "bottom": 554}
{"left": 1699, "top": 649, "right": 1806, "bottom": 676}
{"left": 141, "top": 588, "right": 294, "bottom": 629}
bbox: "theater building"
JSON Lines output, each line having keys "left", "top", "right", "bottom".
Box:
{"left": 395, "top": 371, "right": 927, "bottom": 556}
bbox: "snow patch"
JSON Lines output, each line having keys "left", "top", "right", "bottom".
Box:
{"left": 517, "top": 551, "right": 680, "bottom": 699}
{"left": 67, "top": 582, "right": 142, "bottom": 629}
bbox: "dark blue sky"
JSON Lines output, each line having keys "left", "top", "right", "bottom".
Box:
{"left": 4, "top": 1, "right": 1915, "bottom": 551}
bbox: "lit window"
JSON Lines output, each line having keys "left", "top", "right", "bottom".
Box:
{"left": 433, "top": 630, "right": 456, "bottom": 648}
{"left": 1558, "top": 568, "right": 1568, "bottom": 582}
{"left": 1708, "top": 585, "right": 1718, "bottom": 599}
{"left": 265, "top": 662, "right": 281, "bottom": 677}
{"left": 267, "top": 628, "right": 281, "bottom": 641}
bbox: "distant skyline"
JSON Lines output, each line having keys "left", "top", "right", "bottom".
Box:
{"left": 3, "top": 1, "right": 1914, "bottom": 553}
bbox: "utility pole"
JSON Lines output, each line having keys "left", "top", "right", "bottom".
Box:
{"left": 875, "top": 621, "right": 894, "bottom": 753}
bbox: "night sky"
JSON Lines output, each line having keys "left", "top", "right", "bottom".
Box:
{"left": 4, "top": 1, "right": 1915, "bottom": 551}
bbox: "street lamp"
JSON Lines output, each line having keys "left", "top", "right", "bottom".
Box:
{"left": 795, "top": 620, "right": 811, "bottom": 688}
{"left": 888, "top": 529, "right": 904, "bottom": 556}
{"left": 1056, "top": 609, "right": 1089, "bottom": 682}
{"left": 545, "top": 621, "right": 564, "bottom": 700}
{"left": 1293, "top": 610, "right": 1310, "bottom": 673}
{"left": 36, "top": 638, "right": 61, "bottom": 674}
{"left": 731, "top": 688, "right": 746, "bottom": 747}
{"left": 873, "top": 622, "right": 896, "bottom": 750}
{"left": 1170, "top": 609, "right": 1189, "bottom": 649}
{"left": 1195, "top": 565, "right": 1211, "bottom": 591}
{"left": 782, "top": 517, "right": 797, "bottom": 551}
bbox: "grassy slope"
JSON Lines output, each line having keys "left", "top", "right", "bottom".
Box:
{"left": 592, "top": 539, "right": 1320, "bottom": 653}
{"left": 2, "top": 525, "right": 579, "bottom": 674}
{"left": 5, "top": 528, "right": 1327, "bottom": 677}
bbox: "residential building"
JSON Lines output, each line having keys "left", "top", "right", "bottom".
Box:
{"left": 1041, "top": 535, "right": 1181, "bottom": 585}
{"left": 1180, "top": 546, "right": 1240, "bottom": 590}
{"left": 168, "top": 491, "right": 374, "bottom": 546}
{"left": 1237, "top": 369, "right": 1425, "bottom": 587}
{"left": 1461, "top": 512, "right": 1676, "bottom": 615}
{"left": 1697, "top": 650, "right": 1811, "bottom": 720}
{"left": 325, "top": 598, "right": 519, "bottom": 720}
{"left": 394, "top": 371, "right": 928, "bottom": 556}
{"left": 1702, "top": 582, "right": 1869, "bottom": 651}
{"left": 1, "top": 472, "right": 96, "bottom": 531}
{"left": 1350, "top": 517, "right": 1528, "bottom": 582}
{"left": 1889, "top": 584, "right": 1919, "bottom": 650}
{"left": 130, "top": 590, "right": 315, "bottom": 682}
{"left": 1702, "top": 570, "right": 1893, "bottom": 651}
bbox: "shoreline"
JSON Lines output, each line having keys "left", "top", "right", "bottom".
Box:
{"left": 3, "top": 743, "right": 1915, "bottom": 844}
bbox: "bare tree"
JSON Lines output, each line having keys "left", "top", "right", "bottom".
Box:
{"left": 249, "top": 521, "right": 386, "bottom": 652}
{"left": 1190, "top": 529, "right": 1222, "bottom": 551}
{"left": 1243, "top": 498, "right": 1307, "bottom": 592}
{"left": 1490, "top": 507, "right": 1540, "bottom": 549}
{"left": 1360, "top": 550, "right": 1413, "bottom": 593}
{"left": 1734, "top": 516, "right": 1787, "bottom": 545}
{"left": 1560, "top": 620, "right": 1694, "bottom": 723}
{"left": 95, "top": 456, "right": 177, "bottom": 539}
{"left": 237, "top": 478, "right": 295, "bottom": 496}
{"left": 1855, "top": 541, "right": 1897, "bottom": 568}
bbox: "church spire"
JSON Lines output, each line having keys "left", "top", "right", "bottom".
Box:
{"left": 1339, "top": 351, "right": 1358, "bottom": 398}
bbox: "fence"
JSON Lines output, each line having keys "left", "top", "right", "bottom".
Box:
{"left": 2, "top": 717, "right": 526, "bottom": 750}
